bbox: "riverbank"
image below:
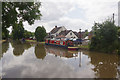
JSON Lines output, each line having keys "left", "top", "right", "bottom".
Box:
{"left": 0, "top": 40, "right": 6, "bottom": 44}
{"left": 78, "top": 45, "right": 89, "bottom": 50}
{"left": 25, "top": 40, "right": 45, "bottom": 44}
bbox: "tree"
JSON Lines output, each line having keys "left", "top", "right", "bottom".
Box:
{"left": 2, "top": 2, "right": 42, "bottom": 39}
{"left": 24, "top": 30, "right": 34, "bottom": 39}
{"left": 12, "top": 21, "right": 24, "bottom": 40}
{"left": 2, "top": 28, "right": 9, "bottom": 39}
{"left": 90, "top": 19, "right": 118, "bottom": 53}
{"left": 35, "top": 26, "right": 47, "bottom": 42}
{"left": 117, "top": 28, "right": 120, "bottom": 54}
{"left": 83, "top": 29, "right": 88, "bottom": 38}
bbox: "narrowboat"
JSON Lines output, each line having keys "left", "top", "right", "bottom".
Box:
{"left": 45, "top": 38, "right": 79, "bottom": 50}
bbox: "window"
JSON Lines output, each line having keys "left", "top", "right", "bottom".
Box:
{"left": 70, "top": 33, "right": 72, "bottom": 35}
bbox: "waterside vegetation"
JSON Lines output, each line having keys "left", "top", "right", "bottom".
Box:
{"left": 89, "top": 19, "right": 120, "bottom": 54}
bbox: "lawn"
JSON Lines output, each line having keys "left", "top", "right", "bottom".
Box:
{"left": 77, "top": 45, "right": 89, "bottom": 49}
{"left": 26, "top": 40, "right": 45, "bottom": 44}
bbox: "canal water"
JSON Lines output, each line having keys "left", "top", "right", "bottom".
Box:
{"left": 1, "top": 41, "right": 120, "bottom": 78}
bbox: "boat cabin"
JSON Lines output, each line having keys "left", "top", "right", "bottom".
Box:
{"left": 45, "top": 38, "right": 74, "bottom": 47}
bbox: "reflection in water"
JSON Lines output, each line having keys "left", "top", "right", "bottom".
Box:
{"left": 78, "top": 51, "right": 82, "bottom": 67}
{"left": 45, "top": 45, "right": 78, "bottom": 58}
{"left": 1, "top": 41, "right": 120, "bottom": 78}
{"left": 2, "top": 42, "right": 9, "bottom": 54}
{"left": 118, "top": 57, "right": 120, "bottom": 78}
{"left": 1, "top": 42, "right": 9, "bottom": 59}
{"left": 83, "top": 51, "right": 119, "bottom": 78}
{"left": 35, "top": 44, "right": 46, "bottom": 59}
{"left": 11, "top": 41, "right": 32, "bottom": 56}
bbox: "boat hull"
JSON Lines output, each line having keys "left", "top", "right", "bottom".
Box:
{"left": 68, "top": 47, "right": 79, "bottom": 51}
{"left": 45, "top": 43, "right": 67, "bottom": 48}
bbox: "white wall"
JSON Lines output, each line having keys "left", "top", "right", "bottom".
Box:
{"left": 53, "top": 26, "right": 67, "bottom": 37}
{"left": 65, "top": 31, "right": 78, "bottom": 39}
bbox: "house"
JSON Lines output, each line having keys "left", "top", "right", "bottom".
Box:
{"left": 78, "top": 32, "right": 85, "bottom": 39}
{"left": 47, "top": 26, "right": 79, "bottom": 39}
{"left": 50, "top": 26, "right": 66, "bottom": 37}
{"left": 58, "top": 30, "right": 78, "bottom": 39}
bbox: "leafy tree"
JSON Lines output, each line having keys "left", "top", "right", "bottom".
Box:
{"left": 35, "top": 26, "right": 47, "bottom": 42}
{"left": 24, "top": 30, "right": 34, "bottom": 39}
{"left": 83, "top": 29, "right": 88, "bottom": 38}
{"left": 90, "top": 19, "right": 118, "bottom": 53}
{"left": 2, "top": 2, "right": 42, "bottom": 39}
{"left": 12, "top": 21, "right": 24, "bottom": 40}
{"left": 118, "top": 28, "right": 120, "bottom": 37}
{"left": 117, "top": 28, "right": 120, "bottom": 54}
{"left": 2, "top": 28, "right": 9, "bottom": 39}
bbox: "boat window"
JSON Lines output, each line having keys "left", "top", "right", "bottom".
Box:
{"left": 60, "top": 41, "right": 63, "bottom": 45}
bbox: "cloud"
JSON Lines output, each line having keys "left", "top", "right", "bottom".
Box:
{"left": 40, "top": 1, "right": 75, "bottom": 21}
{"left": 23, "top": 0, "right": 119, "bottom": 32}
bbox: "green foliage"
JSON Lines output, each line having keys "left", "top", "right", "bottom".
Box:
{"left": 117, "top": 28, "right": 120, "bottom": 54}
{"left": 90, "top": 19, "right": 118, "bottom": 53}
{"left": 12, "top": 21, "right": 24, "bottom": 40}
{"left": 24, "top": 30, "right": 34, "bottom": 39}
{"left": 2, "top": 28, "right": 9, "bottom": 39}
{"left": 35, "top": 26, "right": 47, "bottom": 42}
{"left": 83, "top": 29, "right": 89, "bottom": 38}
{"left": 118, "top": 28, "right": 120, "bottom": 36}
{"left": 2, "top": 2, "right": 42, "bottom": 39}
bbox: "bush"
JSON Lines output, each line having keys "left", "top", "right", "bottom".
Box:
{"left": 90, "top": 19, "right": 118, "bottom": 53}
{"left": 35, "top": 26, "right": 47, "bottom": 42}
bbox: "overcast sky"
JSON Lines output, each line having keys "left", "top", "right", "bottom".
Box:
{"left": 22, "top": 0, "right": 119, "bottom": 32}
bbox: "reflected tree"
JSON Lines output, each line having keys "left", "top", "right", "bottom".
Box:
{"left": 11, "top": 41, "right": 32, "bottom": 56}
{"left": 87, "top": 52, "right": 118, "bottom": 78}
{"left": 35, "top": 44, "right": 46, "bottom": 59}
{"left": 1, "top": 42, "right": 9, "bottom": 59}
{"left": 118, "top": 57, "right": 120, "bottom": 78}
{"left": 2, "top": 42, "right": 9, "bottom": 54}
{"left": 23, "top": 42, "right": 32, "bottom": 50}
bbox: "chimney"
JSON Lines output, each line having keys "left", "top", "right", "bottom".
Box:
{"left": 55, "top": 26, "right": 57, "bottom": 28}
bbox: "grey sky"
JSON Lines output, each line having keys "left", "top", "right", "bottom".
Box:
{"left": 8, "top": 0, "right": 119, "bottom": 33}
{"left": 118, "top": 1, "right": 120, "bottom": 26}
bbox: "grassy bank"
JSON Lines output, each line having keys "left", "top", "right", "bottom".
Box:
{"left": 77, "top": 45, "right": 89, "bottom": 50}
{"left": 25, "top": 40, "right": 45, "bottom": 44}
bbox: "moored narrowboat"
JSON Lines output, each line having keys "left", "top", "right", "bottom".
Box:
{"left": 45, "top": 38, "right": 79, "bottom": 50}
